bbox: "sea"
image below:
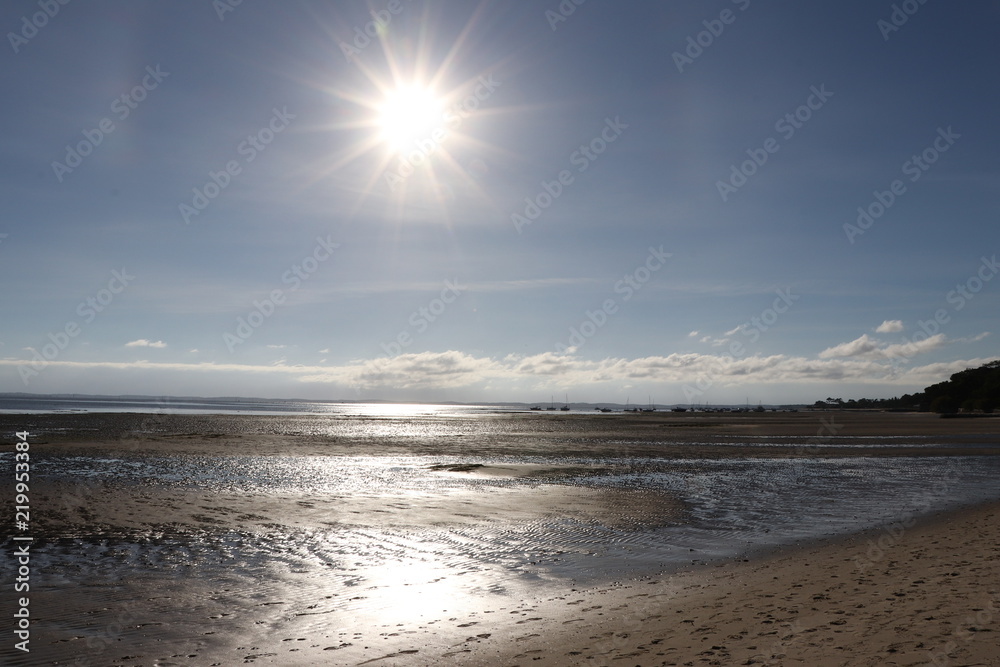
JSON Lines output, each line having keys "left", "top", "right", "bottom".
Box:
{"left": 0, "top": 393, "right": 524, "bottom": 417}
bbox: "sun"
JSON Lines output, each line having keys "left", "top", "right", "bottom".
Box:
{"left": 298, "top": 8, "right": 509, "bottom": 211}
{"left": 376, "top": 85, "right": 445, "bottom": 154}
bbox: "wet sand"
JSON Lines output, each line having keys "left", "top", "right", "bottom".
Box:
{"left": 8, "top": 409, "right": 1000, "bottom": 458}
{"left": 25, "top": 469, "right": 684, "bottom": 536}
{"left": 2, "top": 411, "right": 999, "bottom": 665}
{"left": 9, "top": 493, "right": 998, "bottom": 666}
{"left": 337, "top": 500, "right": 1000, "bottom": 667}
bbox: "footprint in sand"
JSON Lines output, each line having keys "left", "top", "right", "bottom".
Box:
{"left": 323, "top": 642, "right": 352, "bottom": 650}
{"left": 514, "top": 649, "right": 544, "bottom": 658}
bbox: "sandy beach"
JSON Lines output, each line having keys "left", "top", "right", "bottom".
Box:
{"left": 470, "top": 500, "right": 1000, "bottom": 667}
{"left": 2, "top": 410, "right": 999, "bottom": 666}
{"left": 233, "top": 500, "right": 999, "bottom": 666}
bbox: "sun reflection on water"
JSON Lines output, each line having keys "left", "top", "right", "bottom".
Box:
{"left": 345, "top": 553, "right": 484, "bottom": 626}
{"left": 347, "top": 402, "right": 450, "bottom": 417}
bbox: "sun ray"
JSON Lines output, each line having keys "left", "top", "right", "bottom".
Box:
{"left": 284, "top": 2, "right": 526, "bottom": 226}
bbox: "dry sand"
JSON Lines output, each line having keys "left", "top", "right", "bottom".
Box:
{"left": 461, "top": 501, "right": 1000, "bottom": 667}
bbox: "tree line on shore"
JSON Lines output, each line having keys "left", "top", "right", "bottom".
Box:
{"left": 813, "top": 359, "right": 999, "bottom": 414}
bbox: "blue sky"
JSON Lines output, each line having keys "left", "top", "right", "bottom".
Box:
{"left": 2, "top": 0, "right": 997, "bottom": 403}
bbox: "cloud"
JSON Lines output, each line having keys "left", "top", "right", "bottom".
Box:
{"left": 125, "top": 339, "right": 167, "bottom": 348}
{"left": 267, "top": 344, "right": 287, "bottom": 349}
{"left": 901, "top": 358, "right": 997, "bottom": 384}
{"left": 820, "top": 333, "right": 947, "bottom": 361}
{"left": 819, "top": 334, "right": 880, "bottom": 359}
{"left": 695, "top": 327, "right": 736, "bottom": 346}
{"left": 3, "top": 350, "right": 993, "bottom": 395}
{"left": 315, "top": 350, "right": 507, "bottom": 389}
{"left": 882, "top": 333, "right": 947, "bottom": 360}
{"left": 876, "top": 320, "right": 904, "bottom": 333}
{"left": 322, "top": 277, "right": 597, "bottom": 296}
{"left": 955, "top": 332, "right": 990, "bottom": 343}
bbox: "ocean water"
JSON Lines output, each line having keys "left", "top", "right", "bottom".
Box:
{"left": 0, "top": 394, "right": 525, "bottom": 416}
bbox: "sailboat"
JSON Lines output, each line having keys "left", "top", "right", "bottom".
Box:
{"left": 546, "top": 395, "right": 556, "bottom": 410}
{"left": 560, "top": 393, "right": 570, "bottom": 411}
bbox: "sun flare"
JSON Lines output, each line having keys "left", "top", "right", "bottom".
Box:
{"left": 304, "top": 9, "right": 507, "bottom": 212}
{"left": 376, "top": 85, "right": 445, "bottom": 154}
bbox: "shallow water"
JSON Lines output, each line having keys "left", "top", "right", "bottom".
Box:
{"left": 10, "top": 451, "right": 1000, "bottom": 584}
